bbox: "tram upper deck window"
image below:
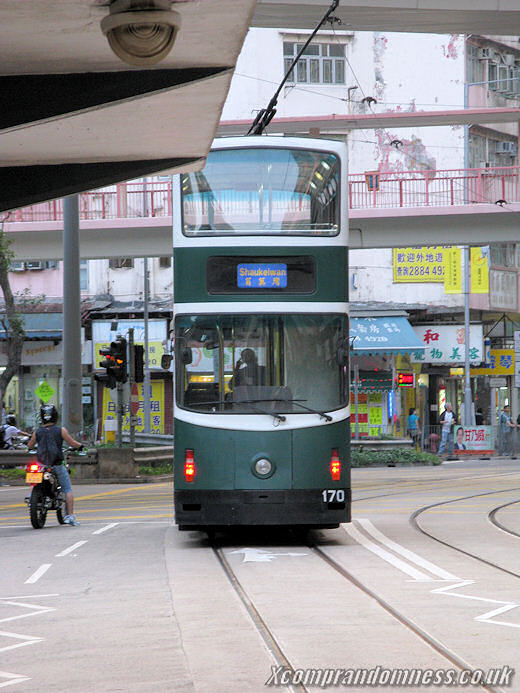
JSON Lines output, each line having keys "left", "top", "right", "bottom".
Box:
{"left": 175, "top": 314, "right": 349, "bottom": 414}
{"left": 181, "top": 147, "right": 340, "bottom": 236}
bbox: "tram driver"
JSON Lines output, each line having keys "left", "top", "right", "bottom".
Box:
{"left": 233, "top": 348, "right": 265, "bottom": 387}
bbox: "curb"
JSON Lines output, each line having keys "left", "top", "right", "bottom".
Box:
{"left": 0, "top": 475, "right": 173, "bottom": 487}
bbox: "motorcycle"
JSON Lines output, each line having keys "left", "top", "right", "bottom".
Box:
{"left": 24, "top": 457, "right": 67, "bottom": 529}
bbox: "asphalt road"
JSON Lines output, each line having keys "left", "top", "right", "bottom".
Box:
{"left": 1, "top": 460, "right": 519, "bottom": 692}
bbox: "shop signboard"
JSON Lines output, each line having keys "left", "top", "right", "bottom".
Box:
{"left": 471, "top": 349, "right": 514, "bottom": 377}
{"left": 411, "top": 325, "right": 483, "bottom": 364}
{"left": 393, "top": 246, "right": 446, "bottom": 283}
{"left": 0, "top": 339, "right": 91, "bottom": 366}
{"left": 514, "top": 330, "right": 520, "bottom": 388}
{"left": 453, "top": 425, "right": 494, "bottom": 455}
{"left": 92, "top": 320, "right": 167, "bottom": 371}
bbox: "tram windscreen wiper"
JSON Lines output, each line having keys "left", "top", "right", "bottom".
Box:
{"left": 236, "top": 400, "right": 286, "bottom": 423}
{"left": 248, "top": 398, "right": 333, "bottom": 422}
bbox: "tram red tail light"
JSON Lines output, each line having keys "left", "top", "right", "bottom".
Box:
{"left": 184, "top": 449, "right": 196, "bottom": 483}
{"left": 330, "top": 449, "right": 341, "bottom": 481}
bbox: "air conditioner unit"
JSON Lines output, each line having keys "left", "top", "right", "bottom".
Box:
{"left": 504, "top": 53, "right": 516, "bottom": 66}
{"left": 495, "top": 141, "right": 518, "bottom": 156}
{"left": 10, "top": 261, "right": 25, "bottom": 272}
{"left": 479, "top": 47, "right": 495, "bottom": 60}
{"left": 26, "top": 261, "right": 43, "bottom": 270}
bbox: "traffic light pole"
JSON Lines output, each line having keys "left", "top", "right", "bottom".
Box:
{"left": 128, "top": 328, "right": 136, "bottom": 449}
{"left": 116, "top": 381, "right": 123, "bottom": 448}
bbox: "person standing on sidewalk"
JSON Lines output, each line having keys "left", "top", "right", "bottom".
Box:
{"left": 498, "top": 405, "right": 515, "bottom": 457}
{"left": 438, "top": 403, "right": 456, "bottom": 457}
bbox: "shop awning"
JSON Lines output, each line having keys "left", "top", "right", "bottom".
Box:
{"left": 0, "top": 313, "right": 63, "bottom": 340}
{"left": 351, "top": 317, "right": 425, "bottom": 355}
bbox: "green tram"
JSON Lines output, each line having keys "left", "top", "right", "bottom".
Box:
{"left": 173, "top": 136, "right": 350, "bottom": 530}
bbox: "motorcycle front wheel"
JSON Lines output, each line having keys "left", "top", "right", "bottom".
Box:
{"left": 30, "top": 486, "right": 48, "bottom": 529}
{"left": 56, "top": 506, "right": 66, "bottom": 524}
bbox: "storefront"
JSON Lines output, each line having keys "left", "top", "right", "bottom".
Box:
{"left": 0, "top": 316, "right": 92, "bottom": 428}
{"left": 411, "top": 323, "right": 484, "bottom": 427}
{"left": 350, "top": 315, "right": 425, "bottom": 438}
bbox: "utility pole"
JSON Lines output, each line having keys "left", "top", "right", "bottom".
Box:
{"left": 143, "top": 257, "right": 151, "bottom": 433}
{"left": 464, "top": 245, "right": 473, "bottom": 425}
{"left": 62, "top": 195, "right": 83, "bottom": 436}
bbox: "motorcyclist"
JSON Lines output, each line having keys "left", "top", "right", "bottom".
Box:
{"left": 2, "top": 414, "right": 30, "bottom": 449}
{"left": 27, "top": 404, "right": 83, "bottom": 526}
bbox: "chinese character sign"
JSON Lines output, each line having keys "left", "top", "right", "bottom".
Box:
{"left": 411, "top": 325, "right": 483, "bottom": 364}
{"left": 470, "top": 247, "right": 490, "bottom": 294}
{"left": 444, "top": 246, "right": 462, "bottom": 294}
{"left": 453, "top": 426, "right": 494, "bottom": 454}
{"left": 393, "top": 247, "right": 446, "bottom": 283}
{"left": 471, "top": 349, "right": 515, "bottom": 377}
{"left": 102, "top": 380, "right": 165, "bottom": 434}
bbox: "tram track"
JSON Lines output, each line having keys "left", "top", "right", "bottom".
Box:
{"left": 212, "top": 531, "right": 504, "bottom": 693}
{"left": 211, "top": 541, "right": 310, "bottom": 693}
{"left": 488, "top": 499, "right": 520, "bottom": 539}
{"left": 410, "top": 487, "right": 520, "bottom": 579}
{"left": 308, "top": 540, "right": 503, "bottom": 693}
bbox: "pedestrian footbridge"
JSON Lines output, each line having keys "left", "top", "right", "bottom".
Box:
{"left": 5, "top": 165, "right": 520, "bottom": 259}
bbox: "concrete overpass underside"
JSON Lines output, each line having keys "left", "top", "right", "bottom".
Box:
{"left": 253, "top": 1, "right": 520, "bottom": 34}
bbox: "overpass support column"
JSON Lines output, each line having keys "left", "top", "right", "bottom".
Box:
{"left": 62, "top": 195, "right": 83, "bottom": 435}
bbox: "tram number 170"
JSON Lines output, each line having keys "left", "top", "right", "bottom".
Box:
{"left": 322, "top": 489, "right": 346, "bottom": 503}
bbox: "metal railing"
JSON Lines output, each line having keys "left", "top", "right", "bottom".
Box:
{"left": 6, "top": 166, "right": 520, "bottom": 224}
{"left": 349, "top": 165, "right": 520, "bottom": 210}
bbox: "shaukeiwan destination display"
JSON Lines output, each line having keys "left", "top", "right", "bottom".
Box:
{"left": 237, "top": 263, "right": 288, "bottom": 288}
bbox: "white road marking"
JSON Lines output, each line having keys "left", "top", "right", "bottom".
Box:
{"left": 343, "top": 524, "right": 433, "bottom": 581}
{"left": 228, "top": 548, "right": 308, "bottom": 563}
{"left": 55, "top": 540, "right": 87, "bottom": 557}
{"left": 431, "top": 581, "right": 520, "bottom": 629}
{"left": 356, "top": 519, "right": 460, "bottom": 580}
{"left": 0, "top": 671, "right": 30, "bottom": 689}
{"left": 92, "top": 523, "right": 119, "bottom": 535}
{"left": 0, "top": 631, "right": 42, "bottom": 655}
{"left": 24, "top": 564, "right": 51, "bottom": 584}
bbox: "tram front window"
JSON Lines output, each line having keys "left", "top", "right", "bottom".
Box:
{"left": 175, "top": 315, "right": 348, "bottom": 414}
{"left": 182, "top": 147, "right": 340, "bottom": 236}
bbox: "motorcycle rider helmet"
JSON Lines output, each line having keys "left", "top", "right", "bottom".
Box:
{"left": 40, "top": 404, "right": 58, "bottom": 425}
{"left": 6, "top": 414, "right": 16, "bottom": 426}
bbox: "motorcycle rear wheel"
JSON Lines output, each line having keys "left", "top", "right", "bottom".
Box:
{"left": 30, "top": 486, "right": 47, "bottom": 529}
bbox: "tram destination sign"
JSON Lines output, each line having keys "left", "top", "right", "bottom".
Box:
{"left": 237, "top": 263, "right": 288, "bottom": 289}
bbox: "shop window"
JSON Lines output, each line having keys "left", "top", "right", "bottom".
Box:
{"left": 159, "top": 256, "right": 172, "bottom": 268}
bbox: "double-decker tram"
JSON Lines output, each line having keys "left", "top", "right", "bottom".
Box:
{"left": 173, "top": 136, "right": 350, "bottom": 530}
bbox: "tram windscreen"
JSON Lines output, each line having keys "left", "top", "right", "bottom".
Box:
{"left": 181, "top": 147, "right": 340, "bottom": 236}
{"left": 175, "top": 314, "right": 348, "bottom": 414}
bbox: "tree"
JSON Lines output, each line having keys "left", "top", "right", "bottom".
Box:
{"left": 0, "top": 213, "right": 26, "bottom": 404}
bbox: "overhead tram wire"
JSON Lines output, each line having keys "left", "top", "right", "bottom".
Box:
{"left": 247, "top": 0, "right": 341, "bottom": 136}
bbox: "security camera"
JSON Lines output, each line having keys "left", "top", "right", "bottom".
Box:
{"left": 101, "top": 0, "right": 182, "bottom": 67}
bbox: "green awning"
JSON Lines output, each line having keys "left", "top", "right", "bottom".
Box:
{"left": 351, "top": 317, "right": 425, "bottom": 355}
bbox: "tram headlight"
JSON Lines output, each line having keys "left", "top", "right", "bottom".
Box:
{"left": 254, "top": 458, "right": 272, "bottom": 477}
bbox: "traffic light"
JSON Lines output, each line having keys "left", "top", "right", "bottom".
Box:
{"left": 96, "top": 345, "right": 117, "bottom": 389}
{"left": 110, "top": 337, "right": 128, "bottom": 383}
{"left": 134, "top": 344, "right": 144, "bottom": 383}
